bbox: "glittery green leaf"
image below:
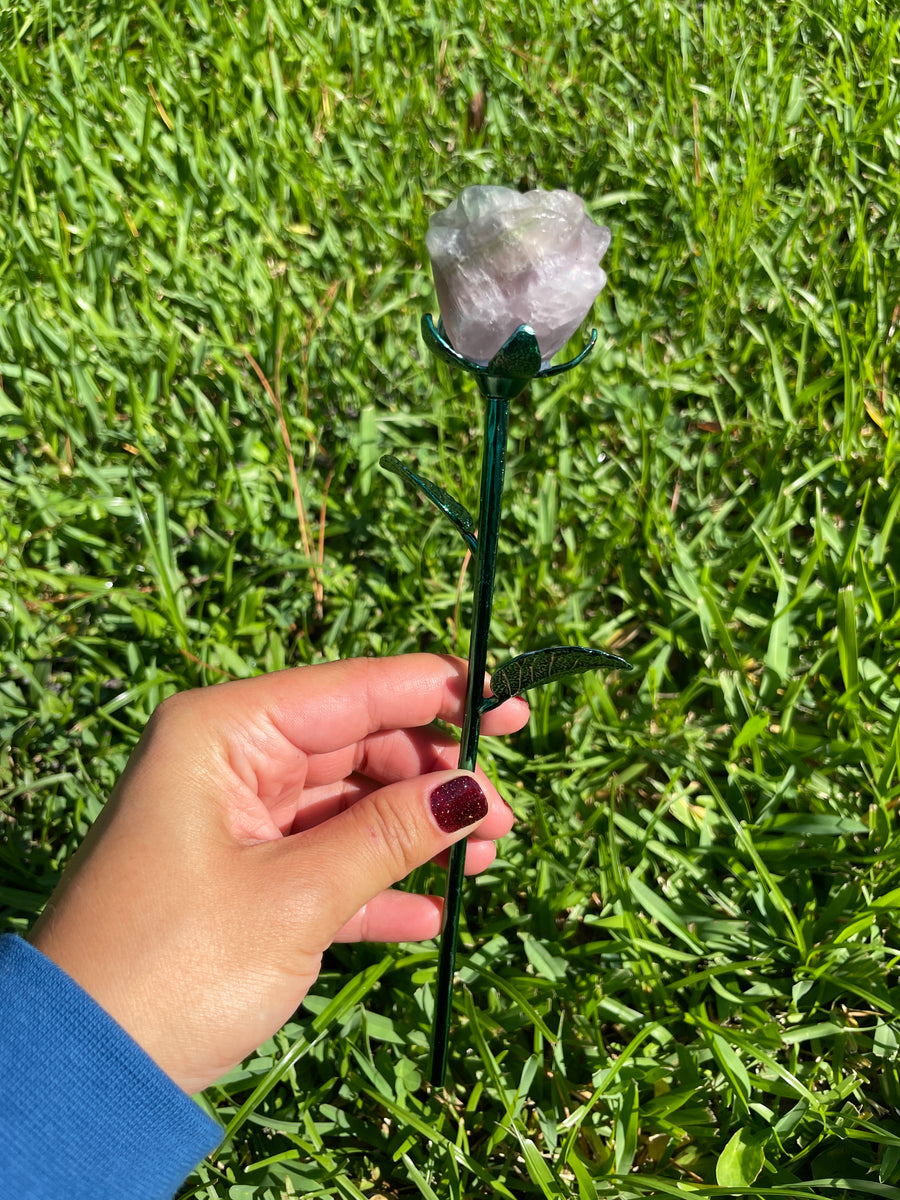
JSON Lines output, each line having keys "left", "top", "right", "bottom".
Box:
{"left": 489, "top": 644, "right": 633, "bottom": 702}
{"left": 487, "top": 324, "right": 541, "bottom": 379}
{"left": 380, "top": 454, "right": 477, "bottom": 549}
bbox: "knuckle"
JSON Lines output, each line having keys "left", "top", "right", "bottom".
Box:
{"left": 355, "top": 790, "right": 423, "bottom": 881}
{"left": 152, "top": 688, "right": 192, "bottom": 724}
{"left": 142, "top": 689, "right": 199, "bottom": 749}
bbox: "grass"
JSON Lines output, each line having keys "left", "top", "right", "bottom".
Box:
{"left": 1, "top": 0, "right": 900, "bottom": 1195}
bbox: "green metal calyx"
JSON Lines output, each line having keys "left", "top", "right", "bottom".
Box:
{"left": 487, "top": 325, "right": 542, "bottom": 382}
{"left": 538, "top": 328, "right": 598, "bottom": 377}
{"left": 421, "top": 313, "right": 598, "bottom": 401}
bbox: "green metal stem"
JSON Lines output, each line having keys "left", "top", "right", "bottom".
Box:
{"left": 430, "top": 395, "right": 510, "bottom": 1088}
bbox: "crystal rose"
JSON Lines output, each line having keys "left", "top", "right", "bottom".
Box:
{"left": 425, "top": 185, "right": 610, "bottom": 367}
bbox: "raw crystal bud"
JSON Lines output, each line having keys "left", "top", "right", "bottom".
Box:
{"left": 426, "top": 185, "right": 610, "bottom": 367}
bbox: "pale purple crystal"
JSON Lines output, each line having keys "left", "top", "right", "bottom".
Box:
{"left": 425, "top": 185, "right": 610, "bottom": 367}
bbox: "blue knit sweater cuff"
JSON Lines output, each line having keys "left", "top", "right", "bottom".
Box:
{"left": 0, "top": 933, "right": 222, "bottom": 1199}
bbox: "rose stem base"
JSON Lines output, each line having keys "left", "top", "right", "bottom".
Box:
{"left": 430, "top": 394, "right": 510, "bottom": 1088}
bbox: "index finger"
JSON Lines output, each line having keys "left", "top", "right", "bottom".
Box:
{"left": 198, "top": 654, "right": 528, "bottom": 755}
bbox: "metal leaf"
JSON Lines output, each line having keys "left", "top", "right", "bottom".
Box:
{"left": 537, "top": 329, "right": 598, "bottom": 378}
{"left": 488, "top": 644, "right": 633, "bottom": 703}
{"left": 420, "top": 313, "right": 480, "bottom": 374}
{"left": 380, "top": 454, "right": 477, "bottom": 550}
{"left": 486, "top": 324, "right": 542, "bottom": 379}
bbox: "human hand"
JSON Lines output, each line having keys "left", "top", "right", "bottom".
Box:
{"left": 29, "top": 655, "right": 529, "bottom": 1094}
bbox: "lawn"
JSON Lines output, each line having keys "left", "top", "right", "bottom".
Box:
{"left": 2, "top": 0, "right": 900, "bottom": 1196}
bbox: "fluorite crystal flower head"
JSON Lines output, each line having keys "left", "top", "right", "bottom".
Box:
{"left": 425, "top": 185, "right": 610, "bottom": 369}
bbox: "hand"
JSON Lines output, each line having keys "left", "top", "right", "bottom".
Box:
{"left": 30, "top": 655, "right": 529, "bottom": 1094}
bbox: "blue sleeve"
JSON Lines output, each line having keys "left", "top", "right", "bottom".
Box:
{"left": 0, "top": 934, "right": 222, "bottom": 1199}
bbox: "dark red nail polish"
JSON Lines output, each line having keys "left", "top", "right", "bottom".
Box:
{"left": 429, "top": 776, "right": 488, "bottom": 833}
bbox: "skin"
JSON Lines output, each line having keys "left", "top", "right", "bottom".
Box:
{"left": 30, "top": 654, "right": 529, "bottom": 1096}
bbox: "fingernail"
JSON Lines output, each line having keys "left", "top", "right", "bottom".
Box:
{"left": 429, "top": 775, "right": 488, "bottom": 833}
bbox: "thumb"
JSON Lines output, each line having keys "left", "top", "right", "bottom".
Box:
{"left": 270, "top": 770, "right": 489, "bottom": 949}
